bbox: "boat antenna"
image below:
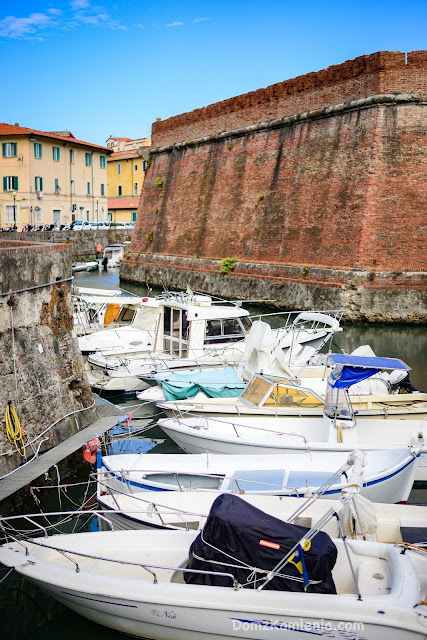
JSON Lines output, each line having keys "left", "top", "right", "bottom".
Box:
{"left": 159, "top": 276, "right": 170, "bottom": 297}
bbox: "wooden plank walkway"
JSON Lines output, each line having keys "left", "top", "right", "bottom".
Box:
{"left": 0, "top": 395, "right": 124, "bottom": 503}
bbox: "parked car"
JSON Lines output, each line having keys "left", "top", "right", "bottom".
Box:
{"left": 71, "top": 221, "right": 92, "bottom": 231}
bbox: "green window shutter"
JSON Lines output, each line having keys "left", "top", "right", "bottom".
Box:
{"left": 34, "top": 143, "right": 37, "bottom": 157}
{"left": 13, "top": 176, "right": 18, "bottom": 190}
{"left": 100, "top": 183, "right": 105, "bottom": 196}
{"left": 55, "top": 178, "right": 59, "bottom": 191}
{"left": 40, "top": 177, "right": 42, "bottom": 191}
{"left": 3, "top": 176, "right": 7, "bottom": 190}
{"left": 12, "top": 142, "right": 17, "bottom": 156}
{"left": 2, "top": 143, "right": 5, "bottom": 157}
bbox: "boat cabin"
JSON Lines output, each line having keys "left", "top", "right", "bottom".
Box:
{"left": 153, "top": 294, "right": 252, "bottom": 358}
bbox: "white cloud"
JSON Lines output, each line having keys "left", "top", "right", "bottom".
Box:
{"left": 166, "top": 21, "right": 184, "bottom": 27}
{"left": 135, "top": 23, "right": 144, "bottom": 29}
{"left": 0, "top": 12, "right": 57, "bottom": 39}
{"left": 70, "top": 0, "right": 90, "bottom": 9}
{"left": 48, "top": 8, "right": 63, "bottom": 15}
{"left": 193, "top": 17, "right": 211, "bottom": 22}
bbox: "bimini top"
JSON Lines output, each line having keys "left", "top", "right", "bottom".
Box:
{"left": 329, "top": 354, "right": 410, "bottom": 371}
{"left": 329, "top": 354, "right": 410, "bottom": 390}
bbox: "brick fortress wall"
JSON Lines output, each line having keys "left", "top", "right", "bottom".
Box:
{"left": 122, "top": 51, "right": 427, "bottom": 321}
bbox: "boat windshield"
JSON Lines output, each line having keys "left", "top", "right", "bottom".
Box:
{"left": 241, "top": 376, "right": 323, "bottom": 408}
{"left": 240, "top": 376, "right": 273, "bottom": 406}
{"left": 263, "top": 385, "right": 323, "bottom": 408}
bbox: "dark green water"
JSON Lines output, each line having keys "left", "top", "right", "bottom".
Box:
{"left": 0, "top": 269, "right": 425, "bottom": 639}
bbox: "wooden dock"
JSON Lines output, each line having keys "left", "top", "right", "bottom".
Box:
{"left": 0, "top": 395, "right": 124, "bottom": 503}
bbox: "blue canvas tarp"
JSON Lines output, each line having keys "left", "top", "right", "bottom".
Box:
{"left": 328, "top": 353, "right": 410, "bottom": 390}
{"left": 329, "top": 366, "right": 379, "bottom": 389}
{"left": 154, "top": 367, "right": 245, "bottom": 401}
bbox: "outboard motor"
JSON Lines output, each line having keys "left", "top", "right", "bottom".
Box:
{"left": 389, "top": 370, "right": 421, "bottom": 393}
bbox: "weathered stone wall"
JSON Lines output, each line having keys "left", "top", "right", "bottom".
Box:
{"left": 0, "top": 240, "right": 97, "bottom": 478}
{"left": 120, "top": 254, "right": 427, "bottom": 323}
{"left": 2, "top": 229, "right": 132, "bottom": 261}
{"left": 122, "top": 51, "right": 427, "bottom": 321}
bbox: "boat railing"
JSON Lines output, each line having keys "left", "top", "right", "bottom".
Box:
{"left": 249, "top": 308, "right": 346, "bottom": 329}
{"left": 2, "top": 526, "right": 239, "bottom": 588}
{"left": 161, "top": 412, "right": 311, "bottom": 443}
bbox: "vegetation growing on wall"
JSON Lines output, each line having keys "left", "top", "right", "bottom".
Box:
{"left": 220, "top": 257, "right": 237, "bottom": 274}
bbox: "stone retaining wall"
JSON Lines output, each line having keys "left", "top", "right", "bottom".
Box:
{"left": 1, "top": 229, "right": 132, "bottom": 261}
{"left": 0, "top": 240, "right": 97, "bottom": 478}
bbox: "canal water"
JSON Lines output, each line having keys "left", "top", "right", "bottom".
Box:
{"left": 0, "top": 268, "right": 426, "bottom": 639}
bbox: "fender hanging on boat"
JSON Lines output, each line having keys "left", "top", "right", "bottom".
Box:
{"left": 83, "top": 437, "right": 101, "bottom": 464}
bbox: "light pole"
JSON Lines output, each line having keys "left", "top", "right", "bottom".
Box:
{"left": 96, "top": 197, "right": 99, "bottom": 225}
{"left": 11, "top": 191, "right": 17, "bottom": 229}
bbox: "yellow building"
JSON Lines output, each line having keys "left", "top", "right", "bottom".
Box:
{"left": 106, "top": 136, "right": 151, "bottom": 223}
{"left": 0, "top": 123, "right": 110, "bottom": 228}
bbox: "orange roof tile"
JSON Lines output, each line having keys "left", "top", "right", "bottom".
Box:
{"left": 0, "top": 123, "right": 110, "bottom": 152}
{"left": 108, "top": 197, "right": 140, "bottom": 209}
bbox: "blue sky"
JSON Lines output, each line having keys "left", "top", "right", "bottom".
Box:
{"left": 1, "top": 1, "right": 426, "bottom": 146}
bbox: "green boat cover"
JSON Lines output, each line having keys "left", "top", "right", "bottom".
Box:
{"left": 154, "top": 367, "right": 245, "bottom": 401}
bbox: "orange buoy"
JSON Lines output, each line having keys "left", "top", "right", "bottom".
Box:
{"left": 83, "top": 437, "right": 101, "bottom": 464}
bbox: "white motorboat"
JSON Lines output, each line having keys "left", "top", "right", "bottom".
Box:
{"left": 0, "top": 495, "right": 426, "bottom": 639}
{"left": 71, "top": 260, "right": 99, "bottom": 273}
{"left": 73, "top": 291, "right": 155, "bottom": 338}
{"left": 157, "top": 355, "right": 427, "bottom": 420}
{"left": 85, "top": 311, "right": 342, "bottom": 393}
{"left": 102, "top": 243, "right": 127, "bottom": 267}
{"left": 97, "top": 447, "right": 420, "bottom": 503}
{"left": 96, "top": 486, "right": 427, "bottom": 534}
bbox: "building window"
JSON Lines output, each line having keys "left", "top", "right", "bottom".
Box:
{"left": 6, "top": 205, "right": 17, "bottom": 223}
{"left": 2, "top": 142, "right": 17, "bottom": 158}
{"left": 3, "top": 176, "right": 18, "bottom": 190}
{"left": 70, "top": 149, "right": 75, "bottom": 163}
{"left": 143, "top": 160, "right": 147, "bottom": 172}
{"left": 53, "top": 146, "right": 60, "bottom": 161}
{"left": 100, "top": 155, "right": 106, "bottom": 168}
{"left": 34, "top": 143, "right": 42, "bottom": 158}
{"left": 85, "top": 152, "right": 92, "bottom": 166}
{"left": 117, "top": 163, "right": 121, "bottom": 175}
{"left": 118, "top": 185, "right": 122, "bottom": 196}
{"left": 100, "top": 183, "right": 105, "bottom": 196}
{"left": 55, "top": 178, "right": 60, "bottom": 193}
{"left": 35, "top": 176, "right": 43, "bottom": 191}
{"left": 87, "top": 182, "right": 91, "bottom": 195}
{"left": 71, "top": 180, "right": 75, "bottom": 194}
{"left": 134, "top": 182, "right": 138, "bottom": 196}
{"left": 132, "top": 211, "right": 137, "bottom": 222}
{"left": 134, "top": 163, "right": 138, "bottom": 171}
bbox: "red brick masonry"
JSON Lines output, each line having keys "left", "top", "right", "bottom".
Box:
{"left": 125, "top": 51, "right": 426, "bottom": 299}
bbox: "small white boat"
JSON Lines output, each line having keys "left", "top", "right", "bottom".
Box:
{"left": 78, "top": 296, "right": 160, "bottom": 352}
{"left": 102, "top": 243, "right": 127, "bottom": 267}
{"left": 98, "top": 447, "right": 420, "bottom": 503}
{"left": 96, "top": 487, "right": 427, "bottom": 535}
{"left": 1, "top": 496, "right": 426, "bottom": 639}
{"left": 71, "top": 260, "right": 99, "bottom": 273}
{"left": 73, "top": 292, "right": 155, "bottom": 338}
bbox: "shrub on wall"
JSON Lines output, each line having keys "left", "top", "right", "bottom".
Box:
{"left": 220, "top": 257, "right": 237, "bottom": 274}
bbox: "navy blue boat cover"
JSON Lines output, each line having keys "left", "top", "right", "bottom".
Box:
{"left": 185, "top": 494, "right": 337, "bottom": 593}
